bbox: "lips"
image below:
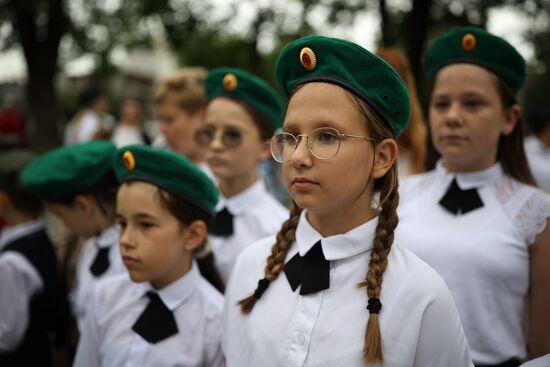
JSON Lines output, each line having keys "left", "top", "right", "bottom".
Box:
{"left": 122, "top": 255, "right": 141, "bottom": 268}
{"left": 291, "top": 177, "right": 319, "bottom": 189}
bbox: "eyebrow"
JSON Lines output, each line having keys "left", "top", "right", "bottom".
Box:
{"left": 283, "top": 119, "right": 346, "bottom": 132}
{"left": 116, "top": 213, "right": 158, "bottom": 220}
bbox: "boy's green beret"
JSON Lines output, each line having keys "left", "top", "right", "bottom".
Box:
{"left": 424, "top": 27, "right": 526, "bottom": 94}
{"left": 20, "top": 141, "right": 116, "bottom": 201}
{"left": 205, "top": 67, "right": 284, "bottom": 132}
{"left": 274, "top": 35, "right": 410, "bottom": 137}
{"left": 112, "top": 145, "right": 218, "bottom": 215}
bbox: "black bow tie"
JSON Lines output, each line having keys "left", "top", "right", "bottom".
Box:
{"left": 90, "top": 247, "right": 110, "bottom": 277}
{"left": 132, "top": 292, "right": 179, "bottom": 344}
{"left": 210, "top": 207, "right": 234, "bottom": 236}
{"left": 439, "top": 178, "right": 484, "bottom": 215}
{"left": 284, "top": 241, "right": 330, "bottom": 295}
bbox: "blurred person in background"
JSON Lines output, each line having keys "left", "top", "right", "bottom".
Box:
{"left": 152, "top": 68, "right": 210, "bottom": 173}
{"left": 376, "top": 48, "right": 428, "bottom": 176}
{"left": 111, "top": 98, "right": 150, "bottom": 147}
{"left": 0, "top": 97, "right": 27, "bottom": 148}
{"left": 64, "top": 86, "right": 114, "bottom": 145}
{"left": 525, "top": 106, "right": 550, "bottom": 193}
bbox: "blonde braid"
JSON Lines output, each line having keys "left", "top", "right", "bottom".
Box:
{"left": 238, "top": 203, "right": 303, "bottom": 313}
{"left": 359, "top": 167, "right": 399, "bottom": 363}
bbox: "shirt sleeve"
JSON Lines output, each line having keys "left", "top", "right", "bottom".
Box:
{"left": 0, "top": 254, "right": 43, "bottom": 351}
{"left": 77, "top": 113, "right": 100, "bottom": 143}
{"left": 73, "top": 287, "right": 102, "bottom": 367}
{"left": 413, "top": 279, "right": 474, "bottom": 367}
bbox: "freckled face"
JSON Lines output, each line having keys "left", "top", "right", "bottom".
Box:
{"left": 282, "top": 82, "right": 375, "bottom": 216}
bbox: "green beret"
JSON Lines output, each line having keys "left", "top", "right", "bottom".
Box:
{"left": 424, "top": 27, "right": 526, "bottom": 94}
{"left": 205, "top": 67, "right": 284, "bottom": 132}
{"left": 112, "top": 145, "right": 218, "bottom": 216}
{"left": 275, "top": 35, "right": 410, "bottom": 137}
{"left": 20, "top": 141, "right": 116, "bottom": 201}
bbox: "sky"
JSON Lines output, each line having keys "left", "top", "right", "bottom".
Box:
{"left": 0, "top": 3, "right": 539, "bottom": 83}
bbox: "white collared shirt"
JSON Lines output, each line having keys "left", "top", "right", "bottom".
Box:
{"left": 525, "top": 136, "right": 550, "bottom": 193}
{"left": 70, "top": 224, "right": 125, "bottom": 331}
{"left": 223, "top": 211, "right": 473, "bottom": 367}
{"left": 210, "top": 180, "right": 288, "bottom": 283}
{"left": 396, "top": 160, "right": 550, "bottom": 364}
{"left": 74, "top": 263, "right": 225, "bottom": 367}
{"left": 0, "top": 220, "right": 45, "bottom": 351}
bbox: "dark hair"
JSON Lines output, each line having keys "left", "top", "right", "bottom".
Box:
{"left": 237, "top": 85, "right": 400, "bottom": 364}
{"left": 426, "top": 70, "right": 536, "bottom": 186}
{"left": 233, "top": 99, "right": 275, "bottom": 141}
{"left": 0, "top": 171, "right": 43, "bottom": 218}
{"left": 154, "top": 185, "right": 225, "bottom": 292}
{"left": 79, "top": 86, "right": 104, "bottom": 109}
{"left": 49, "top": 170, "right": 119, "bottom": 215}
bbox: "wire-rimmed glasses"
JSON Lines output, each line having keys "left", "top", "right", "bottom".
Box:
{"left": 269, "top": 127, "right": 376, "bottom": 163}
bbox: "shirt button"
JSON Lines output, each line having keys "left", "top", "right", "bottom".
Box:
{"left": 297, "top": 334, "right": 306, "bottom": 345}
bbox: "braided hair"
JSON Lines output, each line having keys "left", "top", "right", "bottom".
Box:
{"left": 238, "top": 89, "right": 399, "bottom": 364}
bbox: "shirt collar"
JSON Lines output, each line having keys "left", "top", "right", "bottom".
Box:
{"left": 295, "top": 210, "right": 378, "bottom": 261}
{"left": 435, "top": 159, "right": 503, "bottom": 190}
{"left": 215, "top": 180, "right": 266, "bottom": 215}
{"left": 136, "top": 261, "right": 200, "bottom": 311}
{"left": 0, "top": 219, "right": 44, "bottom": 250}
{"left": 96, "top": 224, "right": 119, "bottom": 249}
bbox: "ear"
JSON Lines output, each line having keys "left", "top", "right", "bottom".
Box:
{"left": 73, "top": 195, "right": 95, "bottom": 215}
{"left": 258, "top": 140, "right": 271, "bottom": 161}
{"left": 372, "top": 139, "right": 398, "bottom": 179}
{"left": 502, "top": 104, "right": 521, "bottom": 136}
{"left": 182, "top": 220, "right": 208, "bottom": 251}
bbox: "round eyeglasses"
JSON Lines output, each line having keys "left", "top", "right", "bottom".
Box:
{"left": 269, "top": 127, "right": 376, "bottom": 163}
{"left": 195, "top": 126, "right": 243, "bottom": 149}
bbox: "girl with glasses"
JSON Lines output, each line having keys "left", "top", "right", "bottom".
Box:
{"left": 223, "top": 36, "right": 473, "bottom": 366}
{"left": 396, "top": 28, "right": 550, "bottom": 366}
{"left": 197, "top": 68, "right": 289, "bottom": 287}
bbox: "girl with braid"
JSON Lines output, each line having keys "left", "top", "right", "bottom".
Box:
{"left": 223, "top": 35, "right": 473, "bottom": 367}
{"left": 396, "top": 28, "right": 550, "bottom": 366}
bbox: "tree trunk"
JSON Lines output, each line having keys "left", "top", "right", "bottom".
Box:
{"left": 10, "top": 0, "right": 67, "bottom": 151}
{"left": 406, "top": 0, "right": 433, "bottom": 91}
{"left": 379, "top": 0, "right": 391, "bottom": 46}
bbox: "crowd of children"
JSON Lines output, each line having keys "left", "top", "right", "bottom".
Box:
{"left": 1, "top": 26, "right": 549, "bottom": 367}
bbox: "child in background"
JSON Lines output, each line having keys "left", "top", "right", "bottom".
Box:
{"left": 0, "top": 150, "right": 57, "bottom": 366}
{"left": 20, "top": 141, "right": 125, "bottom": 331}
{"left": 198, "top": 67, "right": 289, "bottom": 285}
{"left": 74, "top": 145, "right": 224, "bottom": 366}
{"left": 396, "top": 27, "right": 550, "bottom": 365}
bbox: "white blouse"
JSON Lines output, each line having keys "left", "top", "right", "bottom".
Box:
{"left": 396, "top": 161, "right": 550, "bottom": 364}
{"left": 74, "top": 264, "right": 225, "bottom": 367}
{"left": 70, "top": 224, "right": 125, "bottom": 331}
{"left": 210, "top": 180, "right": 288, "bottom": 283}
{"left": 223, "top": 211, "right": 473, "bottom": 367}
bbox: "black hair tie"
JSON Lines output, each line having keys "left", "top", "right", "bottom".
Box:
{"left": 253, "top": 278, "right": 271, "bottom": 299}
{"left": 367, "top": 297, "right": 382, "bottom": 314}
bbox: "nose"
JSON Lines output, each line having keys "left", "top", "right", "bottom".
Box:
{"left": 118, "top": 225, "right": 135, "bottom": 250}
{"left": 290, "top": 135, "right": 313, "bottom": 168}
{"left": 444, "top": 102, "right": 464, "bottom": 127}
{"left": 209, "top": 130, "right": 225, "bottom": 151}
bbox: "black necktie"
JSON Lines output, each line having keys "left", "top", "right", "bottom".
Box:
{"left": 132, "top": 292, "right": 179, "bottom": 344}
{"left": 210, "top": 207, "right": 234, "bottom": 236}
{"left": 90, "top": 247, "right": 110, "bottom": 277}
{"left": 439, "top": 178, "right": 484, "bottom": 215}
{"left": 284, "top": 241, "right": 330, "bottom": 295}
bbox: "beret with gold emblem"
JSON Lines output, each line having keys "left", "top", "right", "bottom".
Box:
{"left": 20, "top": 140, "right": 116, "bottom": 201}
{"left": 205, "top": 67, "right": 284, "bottom": 132}
{"left": 113, "top": 145, "right": 218, "bottom": 215}
{"left": 424, "top": 27, "right": 526, "bottom": 94}
{"left": 275, "top": 35, "right": 410, "bottom": 137}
